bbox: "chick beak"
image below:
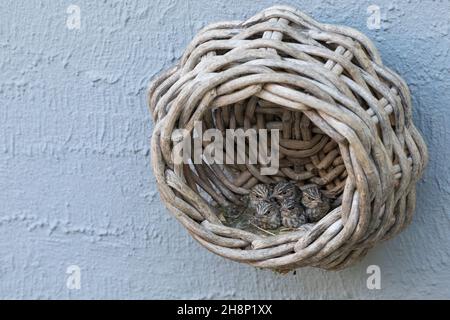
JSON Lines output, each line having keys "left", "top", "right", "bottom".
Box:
{"left": 271, "top": 193, "right": 281, "bottom": 201}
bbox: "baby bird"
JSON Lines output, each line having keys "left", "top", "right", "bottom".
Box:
{"left": 271, "top": 181, "right": 301, "bottom": 203}
{"left": 252, "top": 201, "right": 282, "bottom": 230}
{"left": 301, "top": 184, "right": 331, "bottom": 223}
{"left": 272, "top": 181, "right": 307, "bottom": 229}
{"left": 280, "top": 198, "right": 307, "bottom": 229}
{"left": 249, "top": 184, "right": 272, "bottom": 208}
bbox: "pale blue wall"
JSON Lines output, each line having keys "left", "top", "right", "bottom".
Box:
{"left": 0, "top": 0, "right": 449, "bottom": 299}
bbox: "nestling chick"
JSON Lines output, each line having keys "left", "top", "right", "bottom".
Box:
{"left": 271, "top": 181, "right": 301, "bottom": 203}
{"left": 280, "top": 198, "right": 307, "bottom": 228}
{"left": 301, "top": 184, "right": 331, "bottom": 223}
{"left": 249, "top": 184, "right": 272, "bottom": 208}
{"left": 252, "top": 201, "right": 281, "bottom": 230}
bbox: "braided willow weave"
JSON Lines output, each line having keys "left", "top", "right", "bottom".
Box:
{"left": 148, "top": 5, "right": 428, "bottom": 271}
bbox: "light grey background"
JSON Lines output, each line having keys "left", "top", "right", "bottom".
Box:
{"left": 0, "top": 0, "right": 449, "bottom": 299}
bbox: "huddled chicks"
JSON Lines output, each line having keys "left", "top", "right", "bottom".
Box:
{"left": 250, "top": 182, "right": 331, "bottom": 231}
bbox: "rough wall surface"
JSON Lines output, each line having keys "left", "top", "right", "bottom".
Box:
{"left": 0, "top": 0, "right": 448, "bottom": 299}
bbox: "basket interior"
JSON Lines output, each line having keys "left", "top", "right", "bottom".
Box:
{"left": 180, "top": 95, "right": 348, "bottom": 236}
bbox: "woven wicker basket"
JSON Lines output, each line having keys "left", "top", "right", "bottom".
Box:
{"left": 147, "top": 5, "right": 428, "bottom": 271}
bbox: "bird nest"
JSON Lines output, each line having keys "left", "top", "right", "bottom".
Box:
{"left": 147, "top": 5, "right": 428, "bottom": 271}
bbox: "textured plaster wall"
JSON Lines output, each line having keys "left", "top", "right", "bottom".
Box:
{"left": 0, "top": 0, "right": 449, "bottom": 299}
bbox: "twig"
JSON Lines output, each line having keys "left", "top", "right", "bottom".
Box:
{"left": 250, "top": 222, "right": 277, "bottom": 236}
